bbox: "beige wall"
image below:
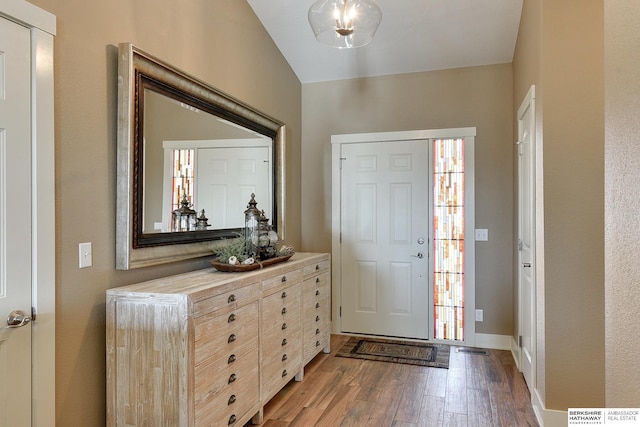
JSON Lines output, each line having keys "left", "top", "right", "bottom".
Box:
{"left": 604, "top": 0, "right": 640, "bottom": 406}
{"left": 301, "top": 64, "right": 515, "bottom": 336}
{"left": 514, "top": 0, "right": 605, "bottom": 413}
{"left": 512, "top": 0, "right": 546, "bottom": 404}
{"left": 25, "top": 0, "right": 302, "bottom": 425}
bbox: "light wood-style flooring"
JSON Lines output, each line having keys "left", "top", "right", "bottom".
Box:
{"left": 251, "top": 334, "right": 538, "bottom": 427}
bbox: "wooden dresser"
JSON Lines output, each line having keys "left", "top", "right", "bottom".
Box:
{"left": 106, "top": 252, "right": 330, "bottom": 427}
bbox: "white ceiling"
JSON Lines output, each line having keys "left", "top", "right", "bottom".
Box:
{"left": 247, "top": 0, "right": 523, "bottom": 84}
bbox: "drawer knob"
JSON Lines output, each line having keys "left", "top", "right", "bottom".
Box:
{"left": 228, "top": 334, "right": 237, "bottom": 343}
{"left": 228, "top": 373, "right": 237, "bottom": 384}
{"left": 281, "top": 291, "right": 287, "bottom": 298}
{"left": 316, "top": 289, "right": 320, "bottom": 295}
{"left": 228, "top": 313, "right": 236, "bottom": 323}
{"left": 282, "top": 369, "right": 288, "bottom": 378}
{"left": 281, "top": 307, "right": 287, "bottom": 315}
{"left": 228, "top": 354, "right": 236, "bottom": 364}
{"left": 282, "top": 353, "right": 288, "bottom": 361}
{"left": 228, "top": 394, "right": 236, "bottom": 405}
{"left": 227, "top": 294, "right": 236, "bottom": 304}
{"left": 282, "top": 338, "right": 287, "bottom": 346}
{"left": 316, "top": 328, "right": 320, "bottom": 335}
{"left": 316, "top": 315, "right": 320, "bottom": 322}
{"left": 315, "top": 264, "right": 320, "bottom": 270}
{"left": 316, "top": 278, "right": 320, "bottom": 283}
{"left": 316, "top": 302, "right": 320, "bottom": 309}
{"left": 228, "top": 414, "right": 237, "bottom": 425}
{"left": 282, "top": 322, "right": 287, "bottom": 330}
{"left": 316, "top": 340, "right": 321, "bottom": 347}
{"left": 281, "top": 276, "right": 287, "bottom": 283}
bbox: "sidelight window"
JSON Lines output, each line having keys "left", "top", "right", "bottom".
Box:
{"left": 433, "top": 138, "right": 465, "bottom": 341}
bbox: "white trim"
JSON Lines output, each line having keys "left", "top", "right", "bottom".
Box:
{"left": 331, "top": 128, "right": 476, "bottom": 346}
{"left": 31, "top": 26, "right": 55, "bottom": 427}
{"left": 0, "top": 0, "right": 55, "bottom": 35}
{"left": 474, "top": 333, "right": 512, "bottom": 350}
{"left": 331, "top": 127, "right": 477, "bottom": 144}
{"left": 530, "top": 388, "right": 567, "bottom": 427}
{"left": 1, "top": 1, "right": 56, "bottom": 424}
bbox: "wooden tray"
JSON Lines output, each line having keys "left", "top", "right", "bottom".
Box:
{"left": 210, "top": 255, "right": 293, "bottom": 272}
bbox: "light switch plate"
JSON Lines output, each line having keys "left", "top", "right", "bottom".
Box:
{"left": 475, "top": 309, "right": 484, "bottom": 322}
{"left": 79, "top": 242, "right": 92, "bottom": 268}
{"left": 475, "top": 229, "right": 489, "bottom": 241}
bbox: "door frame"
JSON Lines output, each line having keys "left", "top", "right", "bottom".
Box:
{"left": 515, "top": 85, "right": 537, "bottom": 394}
{"left": 0, "top": 1, "right": 56, "bottom": 424}
{"left": 331, "top": 128, "right": 476, "bottom": 344}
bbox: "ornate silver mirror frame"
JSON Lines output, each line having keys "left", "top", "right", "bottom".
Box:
{"left": 116, "top": 43, "right": 286, "bottom": 270}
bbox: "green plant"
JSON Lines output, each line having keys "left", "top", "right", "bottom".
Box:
{"left": 212, "top": 238, "right": 248, "bottom": 264}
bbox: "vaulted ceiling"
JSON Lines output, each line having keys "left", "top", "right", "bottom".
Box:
{"left": 247, "top": 0, "right": 523, "bottom": 84}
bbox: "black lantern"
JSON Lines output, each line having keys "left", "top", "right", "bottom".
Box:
{"left": 244, "top": 193, "right": 260, "bottom": 257}
{"left": 195, "top": 209, "right": 210, "bottom": 231}
{"left": 253, "top": 210, "right": 280, "bottom": 260}
{"left": 172, "top": 192, "right": 197, "bottom": 231}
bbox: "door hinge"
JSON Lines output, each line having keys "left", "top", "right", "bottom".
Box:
{"left": 339, "top": 157, "right": 346, "bottom": 169}
{"left": 518, "top": 335, "right": 523, "bottom": 347}
{"left": 518, "top": 239, "right": 523, "bottom": 251}
{"left": 31, "top": 306, "right": 37, "bottom": 321}
{"left": 340, "top": 306, "right": 342, "bottom": 317}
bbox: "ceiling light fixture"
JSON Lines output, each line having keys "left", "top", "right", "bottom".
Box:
{"left": 308, "top": 0, "right": 382, "bottom": 49}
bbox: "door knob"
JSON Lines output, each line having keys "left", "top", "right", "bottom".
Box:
{"left": 7, "top": 310, "right": 32, "bottom": 328}
{"left": 411, "top": 252, "right": 424, "bottom": 259}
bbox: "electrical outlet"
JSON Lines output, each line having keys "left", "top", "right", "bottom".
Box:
{"left": 475, "top": 229, "right": 489, "bottom": 241}
{"left": 79, "top": 242, "right": 92, "bottom": 268}
{"left": 475, "top": 309, "right": 483, "bottom": 322}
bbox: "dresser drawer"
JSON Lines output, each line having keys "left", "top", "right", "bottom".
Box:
{"left": 303, "top": 258, "right": 330, "bottom": 278}
{"left": 303, "top": 273, "right": 330, "bottom": 306}
{"left": 261, "top": 349, "right": 302, "bottom": 401}
{"left": 261, "top": 284, "right": 301, "bottom": 331}
{"left": 261, "top": 268, "right": 302, "bottom": 293}
{"left": 303, "top": 332, "right": 330, "bottom": 363}
{"left": 193, "top": 282, "right": 260, "bottom": 318}
{"left": 194, "top": 345, "right": 258, "bottom": 417}
{"left": 195, "top": 302, "right": 259, "bottom": 365}
{"left": 195, "top": 364, "right": 259, "bottom": 427}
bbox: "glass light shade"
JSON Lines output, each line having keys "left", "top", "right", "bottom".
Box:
{"left": 308, "top": 0, "right": 382, "bottom": 49}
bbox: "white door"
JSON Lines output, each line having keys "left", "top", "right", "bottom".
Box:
{"left": 197, "top": 146, "right": 271, "bottom": 229}
{"left": 0, "top": 16, "right": 33, "bottom": 425}
{"left": 340, "top": 140, "right": 429, "bottom": 339}
{"left": 517, "top": 86, "right": 536, "bottom": 390}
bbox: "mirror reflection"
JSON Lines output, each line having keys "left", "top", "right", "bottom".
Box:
{"left": 142, "top": 89, "right": 273, "bottom": 234}
{"left": 116, "top": 43, "right": 286, "bottom": 270}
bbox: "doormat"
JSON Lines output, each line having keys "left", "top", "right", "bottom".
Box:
{"left": 335, "top": 337, "right": 449, "bottom": 368}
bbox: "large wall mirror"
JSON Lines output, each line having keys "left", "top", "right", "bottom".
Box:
{"left": 116, "top": 43, "right": 286, "bottom": 270}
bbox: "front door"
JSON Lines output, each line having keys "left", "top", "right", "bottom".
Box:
{"left": 340, "top": 140, "right": 429, "bottom": 339}
{"left": 0, "top": 15, "right": 33, "bottom": 425}
{"left": 517, "top": 86, "right": 536, "bottom": 391}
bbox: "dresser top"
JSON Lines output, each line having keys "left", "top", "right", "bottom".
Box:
{"left": 107, "top": 252, "right": 329, "bottom": 302}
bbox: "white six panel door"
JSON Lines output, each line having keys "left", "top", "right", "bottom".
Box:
{"left": 0, "top": 15, "right": 33, "bottom": 426}
{"left": 340, "top": 140, "right": 429, "bottom": 339}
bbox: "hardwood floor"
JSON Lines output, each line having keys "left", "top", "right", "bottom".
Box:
{"left": 251, "top": 334, "right": 539, "bottom": 427}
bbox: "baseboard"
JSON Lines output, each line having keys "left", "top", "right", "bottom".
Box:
{"left": 532, "top": 388, "right": 567, "bottom": 427}
{"left": 510, "top": 336, "right": 522, "bottom": 370}
{"left": 474, "top": 333, "right": 512, "bottom": 350}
